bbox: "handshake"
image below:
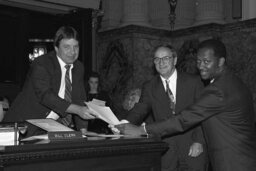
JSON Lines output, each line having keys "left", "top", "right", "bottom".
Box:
{"left": 108, "top": 120, "right": 148, "bottom": 137}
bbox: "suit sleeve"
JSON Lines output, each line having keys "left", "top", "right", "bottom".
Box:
{"left": 191, "top": 77, "right": 206, "bottom": 144}
{"left": 126, "top": 83, "right": 152, "bottom": 125}
{"left": 30, "top": 62, "right": 70, "bottom": 117}
{"left": 146, "top": 85, "right": 225, "bottom": 137}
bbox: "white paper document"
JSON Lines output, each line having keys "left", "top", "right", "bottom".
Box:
{"left": 85, "top": 102, "right": 121, "bottom": 125}
{"left": 83, "top": 131, "right": 124, "bottom": 138}
{"left": 27, "top": 118, "right": 74, "bottom": 132}
{"left": 21, "top": 134, "right": 49, "bottom": 141}
{"left": 91, "top": 98, "right": 106, "bottom": 106}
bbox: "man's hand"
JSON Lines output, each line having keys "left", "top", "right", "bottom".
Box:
{"left": 188, "top": 142, "right": 203, "bottom": 157}
{"left": 66, "top": 104, "right": 96, "bottom": 119}
{"left": 79, "top": 106, "right": 97, "bottom": 119}
{"left": 109, "top": 120, "right": 129, "bottom": 134}
{"left": 108, "top": 124, "right": 120, "bottom": 134}
{"left": 115, "top": 123, "right": 146, "bottom": 136}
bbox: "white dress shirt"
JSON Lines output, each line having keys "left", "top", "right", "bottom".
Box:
{"left": 160, "top": 69, "right": 177, "bottom": 103}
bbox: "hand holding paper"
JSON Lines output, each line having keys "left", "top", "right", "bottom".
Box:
{"left": 84, "top": 102, "right": 121, "bottom": 125}
{"left": 115, "top": 123, "right": 147, "bottom": 136}
{"left": 66, "top": 104, "right": 96, "bottom": 120}
{"left": 109, "top": 120, "right": 129, "bottom": 134}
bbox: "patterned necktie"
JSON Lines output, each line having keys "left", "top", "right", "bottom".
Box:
{"left": 60, "top": 65, "right": 73, "bottom": 127}
{"left": 165, "top": 80, "right": 175, "bottom": 114}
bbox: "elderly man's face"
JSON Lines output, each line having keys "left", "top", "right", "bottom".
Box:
{"left": 154, "top": 47, "right": 177, "bottom": 79}
{"left": 55, "top": 38, "right": 79, "bottom": 64}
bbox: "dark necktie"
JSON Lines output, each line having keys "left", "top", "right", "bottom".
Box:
{"left": 165, "top": 80, "right": 175, "bottom": 114}
{"left": 60, "top": 65, "right": 73, "bottom": 127}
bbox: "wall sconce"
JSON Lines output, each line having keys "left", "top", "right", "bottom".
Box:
{"left": 29, "top": 45, "right": 47, "bottom": 62}
{"left": 28, "top": 39, "right": 53, "bottom": 62}
{"left": 168, "top": 0, "right": 178, "bottom": 30}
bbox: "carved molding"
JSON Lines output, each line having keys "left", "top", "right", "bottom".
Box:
{"left": 98, "top": 18, "right": 256, "bottom": 39}
{"left": 0, "top": 138, "right": 168, "bottom": 166}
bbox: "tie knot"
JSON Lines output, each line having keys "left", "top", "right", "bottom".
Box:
{"left": 65, "top": 65, "right": 71, "bottom": 70}
{"left": 165, "top": 79, "right": 169, "bottom": 85}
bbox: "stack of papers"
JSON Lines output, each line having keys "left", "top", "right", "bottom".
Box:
{"left": 91, "top": 98, "right": 106, "bottom": 106}
{"left": 83, "top": 131, "right": 123, "bottom": 138}
{"left": 27, "top": 118, "right": 74, "bottom": 132}
{"left": 85, "top": 101, "right": 121, "bottom": 125}
{"left": 21, "top": 134, "right": 48, "bottom": 141}
{"left": 22, "top": 119, "right": 79, "bottom": 141}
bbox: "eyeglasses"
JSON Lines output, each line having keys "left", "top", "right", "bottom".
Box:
{"left": 153, "top": 56, "right": 173, "bottom": 64}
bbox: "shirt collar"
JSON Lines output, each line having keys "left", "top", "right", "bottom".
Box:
{"left": 56, "top": 56, "right": 74, "bottom": 70}
{"left": 160, "top": 69, "right": 177, "bottom": 83}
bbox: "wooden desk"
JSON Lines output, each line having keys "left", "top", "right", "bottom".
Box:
{"left": 0, "top": 137, "right": 168, "bottom": 171}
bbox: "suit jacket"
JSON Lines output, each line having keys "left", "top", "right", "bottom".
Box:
{"left": 4, "top": 51, "right": 87, "bottom": 134}
{"left": 127, "top": 72, "right": 206, "bottom": 170}
{"left": 147, "top": 68, "right": 256, "bottom": 171}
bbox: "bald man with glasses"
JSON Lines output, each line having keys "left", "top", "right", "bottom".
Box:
{"left": 122, "top": 45, "right": 208, "bottom": 171}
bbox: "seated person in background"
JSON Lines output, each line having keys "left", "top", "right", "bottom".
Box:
{"left": 3, "top": 26, "right": 96, "bottom": 136}
{"left": 0, "top": 96, "right": 10, "bottom": 122}
{"left": 85, "top": 71, "right": 113, "bottom": 134}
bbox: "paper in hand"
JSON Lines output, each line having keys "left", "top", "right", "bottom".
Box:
{"left": 85, "top": 102, "right": 120, "bottom": 125}
{"left": 91, "top": 98, "right": 106, "bottom": 106}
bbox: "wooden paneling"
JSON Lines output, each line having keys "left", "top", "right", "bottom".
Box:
{"left": 0, "top": 137, "right": 168, "bottom": 171}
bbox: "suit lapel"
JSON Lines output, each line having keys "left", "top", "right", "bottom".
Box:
{"left": 71, "top": 61, "right": 78, "bottom": 92}
{"left": 71, "top": 61, "right": 81, "bottom": 100}
{"left": 152, "top": 76, "right": 171, "bottom": 111}
{"left": 51, "top": 52, "right": 62, "bottom": 93}
{"left": 175, "top": 72, "right": 187, "bottom": 114}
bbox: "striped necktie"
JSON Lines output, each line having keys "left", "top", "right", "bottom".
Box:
{"left": 165, "top": 80, "right": 175, "bottom": 114}
{"left": 60, "top": 65, "right": 73, "bottom": 127}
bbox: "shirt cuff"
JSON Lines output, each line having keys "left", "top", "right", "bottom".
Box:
{"left": 120, "top": 119, "right": 129, "bottom": 124}
{"left": 46, "top": 111, "right": 60, "bottom": 120}
{"left": 142, "top": 123, "right": 149, "bottom": 136}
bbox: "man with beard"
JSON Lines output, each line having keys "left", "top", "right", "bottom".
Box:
{"left": 115, "top": 39, "right": 256, "bottom": 171}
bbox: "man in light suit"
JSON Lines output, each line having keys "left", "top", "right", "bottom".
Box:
{"left": 4, "top": 26, "right": 95, "bottom": 135}
{"left": 123, "top": 45, "right": 208, "bottom": 171}
{"left": 116, "top": 39, "right": 256, "bottom": 171}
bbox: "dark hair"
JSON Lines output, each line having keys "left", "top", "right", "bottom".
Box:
{"left": 54, "top": 26, "right": 79, "bottom": 48}
{"left": 154, "top": 44, "right": 177, "bottom": 58}
{"left": 89, "top": 71, "right": 100, "bottom": 79}
{"left": 198, "top": 39, "right": 226, "bottom": 59}
{"left": 85, "top": 71, "right": 102, "bottom": 93}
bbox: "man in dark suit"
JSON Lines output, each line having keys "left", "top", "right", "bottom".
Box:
{"left": 4, "top": 26, "right": 95, "bottom": 135}
{"left": 121, "top": 45, "right": 208, "bottom": 171}
{"left": 116, "top": 39, "right": 256, "bottom": 171}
